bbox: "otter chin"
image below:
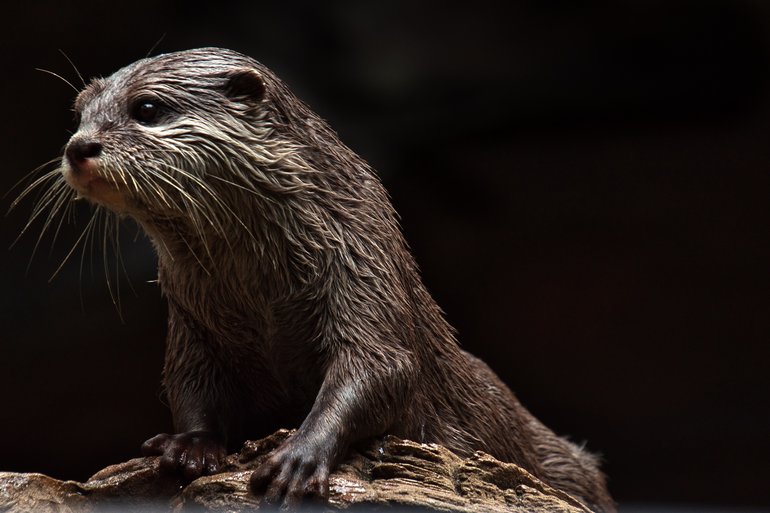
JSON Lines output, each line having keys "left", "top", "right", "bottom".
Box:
{"left": 63, "top": 170, "right": 127, "bottom": 210}
{"left": 54, "top": 48, "right": 615, "bottom": 512}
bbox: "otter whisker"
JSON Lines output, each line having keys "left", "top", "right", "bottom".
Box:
{"left": 168, "top": 161, "right": 258, "bottom": 246}
{"left": 144, "top": 167, "right": 208, "bottom": 216}
{"left": 49, "top": 188, "right": 77, "bottom": 253}
{"left": 9, "top": 168, "right": 64, "bottom": 212}
{"left": 143, "top": 167, "right": 219, "bottom": 261}
{"left": 133, "top": 151, "right": 203, "bottom": 213}
{"left": 49, "top": 208, "right": 99, "bottom": 282}
{"left": 22, "top": 185, "right": 71, "bottom": 272}
{"left": 101, "top": 211, "right": 113, "bottom": 307}
{"left": 154, "top": 228, "right": 175, "bottom": 263}
{"left": 145, "top": 33, "right": 167, "bottom": 59}
{"left": 162, "top": 163, "right": 238, "bottom": 250}
{"left": 121, "top": 162, "right": 141, "bottom": 197}
{"left": 78, "top": 219, "right": 89, "bottom": 312}
{"left": 207, "top": 174, "right": 262, "bottom": 198}
{"left": 79, "top": 206, "right": 100, "bottom": 310}
{"left": 58, "top": 49, "right": 86, "bottom": 88}
{"left": 26, "top": 177, "right": 68, "bottom": 223}
{"left": 20, "top": 181, "right": 63, "bottom": 232}
{"left": 176, "top": 229, "right": 211, "bottom": 276}
{"left": 108, "top": 161, "right": 126, "bottom": 188}
{"left": 34, "top": 67, "right": 79, "bottom": 94}
{"left": 13, "top": 178, "right": 70, "bottom": 249}
{"left": 182, "top": 199, "right": 216, "bottom": 263}
{"left": 114, "top": 215, "right": 139, "bottom": 299}
{"left": 30, "top": 184, "right": 75, "bottom": 264}
{"left": 86, "top": 208, "right": 108, "bottom": 288}
{"left": 4, "top": 157, "right": 62, "bottom": 203}
{"left": 101, "top": 210, "right": 125, "bottom": 321}
{"left": 136, "top": 171, "right": 176, "bottom": 211}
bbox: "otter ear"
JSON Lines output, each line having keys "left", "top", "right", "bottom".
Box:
{"left": 223, "top": 69, "right": 265, "bottom": 102}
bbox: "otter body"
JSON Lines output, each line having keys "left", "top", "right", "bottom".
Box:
{"left": 58, "top": 48, "right": 614, "bottom": 511}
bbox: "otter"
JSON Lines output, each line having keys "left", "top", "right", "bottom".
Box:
{"left": 53, "top": 48, "right": 614, "bottom": 512}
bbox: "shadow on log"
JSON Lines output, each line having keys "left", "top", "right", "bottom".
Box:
{"left": 0, "top": 430, "right": 592, "bottom": 512}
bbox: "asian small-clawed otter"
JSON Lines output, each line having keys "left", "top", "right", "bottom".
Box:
{"left": 52, "top": 48, "right": 614, "bottom": 512}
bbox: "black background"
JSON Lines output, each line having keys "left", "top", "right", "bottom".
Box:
{"left": 2, "top": 1, "right": 769, "bottom": 510}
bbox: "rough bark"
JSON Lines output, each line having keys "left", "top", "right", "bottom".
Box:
{"left": 0, "top": 430, "right": 592, "bottom": 512}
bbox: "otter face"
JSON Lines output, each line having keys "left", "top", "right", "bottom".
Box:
{"left": 62, "top": 48, "right": 269, "bottom": 223}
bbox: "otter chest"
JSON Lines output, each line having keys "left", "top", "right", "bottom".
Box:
{"left": 159, "top": 262, "right": 272, "bottom": 341}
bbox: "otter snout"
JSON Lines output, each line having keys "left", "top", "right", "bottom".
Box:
{"left": 63, "top": 137, "right": 103, "bottom": 191}
{"left": 65, "top": 139, "right": 102, "bottom": 173}
{"left": 62, "top": 137, "right": 126, "bottom": 209}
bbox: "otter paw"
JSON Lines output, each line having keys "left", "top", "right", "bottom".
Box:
{"left": 141, "top": 431, "right": 226, "bottom": 481}
{"left": 249, "top": 442, "right": 330, "bottom": 509}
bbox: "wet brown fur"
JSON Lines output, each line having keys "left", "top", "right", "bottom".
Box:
{"left": 51, "top": 48, "right": 614, "bottom": 511}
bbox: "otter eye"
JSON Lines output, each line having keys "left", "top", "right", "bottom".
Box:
{"left": 131, "top": 100, "right": 162, "bottom": 124}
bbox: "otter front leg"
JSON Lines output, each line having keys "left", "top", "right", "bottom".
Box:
{"left": 250, "top": 346, "right": 415, "bottom": 508}
{"left": 141, "top": 305, "right": 228, "bottom": 480}
{"left": 140, "top": 376, "right": 228, "bottom": 480}
{"left": 141, "top": 368, "right": 228, "bottom": 480}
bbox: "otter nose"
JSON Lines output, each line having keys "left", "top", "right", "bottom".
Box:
{"left": 66, "top": 140, "right": 102, "bottom": 166}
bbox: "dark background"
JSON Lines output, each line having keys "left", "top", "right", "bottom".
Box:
{"left": 2, "top": 1, "right": 769, "bottom": 510}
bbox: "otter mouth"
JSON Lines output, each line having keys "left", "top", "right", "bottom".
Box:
{"left": 63, "top": 163, "right": 127, "bottom": 210}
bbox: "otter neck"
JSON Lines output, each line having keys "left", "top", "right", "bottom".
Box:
{"left": 141, "top": 215, "right": 274, "bottom": 278}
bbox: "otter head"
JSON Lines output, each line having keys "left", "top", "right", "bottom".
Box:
{"left": 63, "top": 48, "right": 274, "bottom": 228}
{"left": 51, "top": 47, "right": 378, "bottom": 275}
